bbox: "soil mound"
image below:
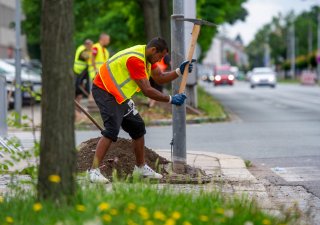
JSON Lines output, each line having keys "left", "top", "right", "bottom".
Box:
{"left": 76, "top": 137, "right": 170, "bottom": 178}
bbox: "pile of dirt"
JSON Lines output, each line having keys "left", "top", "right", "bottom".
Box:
{"left": 76, "top": 137, "right": 170, "bottom": 179}
{"left": 77, "top": 137, "right": 213, "bottom": 183}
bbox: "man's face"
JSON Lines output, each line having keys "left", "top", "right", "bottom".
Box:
{"left": 147, "top": 48, "right": 168, "bottom": 64}
{"left": 101, "top": 36, "right": 110, "bottom": 47}
{"left": 85, "top": 42, "right": 93, "bottom": 50}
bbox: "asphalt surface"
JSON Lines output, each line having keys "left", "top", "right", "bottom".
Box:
{"left": 76, "top": 81, "right": 320, "bottom": 197}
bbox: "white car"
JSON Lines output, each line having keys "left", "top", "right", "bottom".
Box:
{"left": 250, "top": 67, "right": 276, "bottom": 88}
{"left": 0, "top": 60, "right": 42, "bottom": 108}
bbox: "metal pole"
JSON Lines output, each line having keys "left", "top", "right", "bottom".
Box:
{"left": 264, "top": 35, "right": 270, "bottom": 67}
{"left": 14, "top": 0, "right": 22, "bottom": 124}
{"left": 171, "top": 0, "right": 186, "bottom": 173}
{"left": 317, "top": 12, "right": 320, "bottom": 83}
{"left": 0, "top": 75, "right": 8, "bottom": 137}
{"left": 290, "top": 19, "right": 295, "bottom": 79}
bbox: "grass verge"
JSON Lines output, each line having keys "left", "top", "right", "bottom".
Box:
{"left": 197, "top": 86, "right": 227, "bottom": 119}
{"left": 0, "top": 182, "right": 296, "bottom": 225}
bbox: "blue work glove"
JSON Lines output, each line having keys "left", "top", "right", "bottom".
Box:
{"left": 176, "top": 59, "right": 197, "bottom": 76}
{"left": 170, "top": 93, "right": 187, "bottom": 106}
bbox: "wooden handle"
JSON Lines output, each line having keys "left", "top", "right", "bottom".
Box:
{"left": 179, "top": 24, "right": 201, "bottom": 94}
{"left": 74, "top": 100, "right": 104, "bottom": 131}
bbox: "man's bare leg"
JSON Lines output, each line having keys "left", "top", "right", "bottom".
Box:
{"left": 133, "top": 136, "right": 145, "bottom": 167}
{"left": 92, "top": 136, "right": 112, "bottom": 169}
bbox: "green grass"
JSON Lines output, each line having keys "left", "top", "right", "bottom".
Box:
{"left": 197, "top": 86, "right": 227, "bottom": 119}
{"left": 0, "top": 182, "right": 296, "bottom": 225}
{"left": 277, "top": 78, "right": 300, "bottom": 84}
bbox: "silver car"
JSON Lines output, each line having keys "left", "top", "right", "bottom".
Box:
{"left": 250, "top": 67, "right": 276, "bottom": 88}
{"left": 0, "top": 60, "right": 42, "bottom": 108}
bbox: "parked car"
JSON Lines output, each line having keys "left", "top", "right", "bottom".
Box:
{"left": 213, "top": 65, "right": 235, "bottom": 86}
{"left": 0, "top": 60, "right": 42, "bottom": 108}
{"left": 250, "top": 67, "right": 276, "bottom": 88}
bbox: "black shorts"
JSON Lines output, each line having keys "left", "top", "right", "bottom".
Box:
{"left": 92, "top": 84, "right": 146, "bottom": 142}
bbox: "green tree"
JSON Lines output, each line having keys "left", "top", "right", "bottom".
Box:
{"left": 23, "top": 0, "right": 246, "bottom": 60}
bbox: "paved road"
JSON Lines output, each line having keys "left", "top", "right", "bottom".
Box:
{"left": 76, "top": 81, "right": 320, "bottom": 197}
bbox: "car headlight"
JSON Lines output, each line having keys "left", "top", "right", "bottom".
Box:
{"left": 209, "top": 75, "right": 214, "bottom": 81}
{"left": 269, "top": 77, "right": 275, "bottom": 82}
{"left": 215, "top": 75, "right": 221, "bottom": 81}
{"left": 228, "top": 75, "right": 234, "bottom": 80}
{"left": 253, "top": 77, "right": 259, "bottom": 82}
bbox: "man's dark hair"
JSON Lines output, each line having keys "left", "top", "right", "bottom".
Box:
{"left": 147, "top": 37, "right": 168, "bottom": 53}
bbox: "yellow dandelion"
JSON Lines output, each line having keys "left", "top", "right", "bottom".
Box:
{"left": 33, "top": 202, "right": 43, "bottom": 212}
{"left": 171, "top": 211, "right": 181, "bottom": 220}
{"left": 48, "top": 174, "right": 61, "bottom": 183}
{"left": 183, "top": 221, "right": 192, "bottom": 225}
{"left": 153, "top": 210, "right": 166, "bottom": 221}
{"left": 199, "top": 215, "right": 209, "bottom": 222}
{"left": 75, "top": 204, "right": 86, "bottom": 212}
{"left": 102, "top": 214, "right": 112, "bottom": 222}
{"left": 262, "top": 219, "right": 271, "bottom": 225}
{"left": 127, "top": 219, "right": 138, "bottom": 225}
{"left": 145, "top": 221, "right": 154, "bottom": 225}
{"left": 6, "top": 216, "right": 14, "bottom": 224}
{"left": 216, "top": 208, "right": 224, "bottom": 214}
{"left": 110, "top": 209, "right": 118, "bottom": 215}
{"left": 98, "top": 202, "right": 110, "bottom": 211}
{"left": 138, "top": 207, "right": 149, "bottom": 220}
{"left": 164, "top": 218, "right": 176, "bottom": 225}
{"left": 0, "top": 196, "right": 3, "bottom": 203}
{"left": 127, "top": 202, "right": 136, "bottom": 210}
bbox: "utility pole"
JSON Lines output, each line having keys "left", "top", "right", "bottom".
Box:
{"left": 308, "top": 21, "right": 313, "bottom": 56}
{"left": 14, "top": 0, "right": 22, "bottom": 124}
{"left": 171, "top": 0, "right": 186, "bottom": 173}
{"left": 317, "top": 11, "right": 320, "bottom": 83}
{"left": 184, "top": 0, "right": 197, "bottom": 108}
{"left": 264, "top": 34, "right": 270, "bottom": 67}
{"left": 290, "top": 18, "right": 295, "bottom": 79}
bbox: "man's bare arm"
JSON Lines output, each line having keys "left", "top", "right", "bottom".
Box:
{"left": 151, "top": 67, "right": 179, "bottom": 85}
{"left": 134, "top": 78, "right": 171, "bottom": 102}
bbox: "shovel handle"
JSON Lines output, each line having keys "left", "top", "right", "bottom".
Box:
{"left": 179, "top": 24, "right": 201, "bottom": 94}
{"left": 74, "top": 100, "right": 104, "bottom": 131}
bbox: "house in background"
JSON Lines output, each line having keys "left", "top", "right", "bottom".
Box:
{"left": 202, "top": 33, "right": 248, "bottom": 71}
{"left": 0, "top": 0, "right": 27, "bottom": 59}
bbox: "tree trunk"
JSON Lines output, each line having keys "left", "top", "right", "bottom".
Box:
{"left": 142, "top": 0, "right": 161, "bottom": 41}
{"left": 38, "top": 0, "right": 76, "bottom": 202}
{"left": 160, "top": 0, "right": 171, "bottom": 46}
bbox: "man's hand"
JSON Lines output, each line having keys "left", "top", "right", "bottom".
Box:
{"left": 170, "top": 93, "right": 187, "bottom": 106}
{"left": 176, "top": 59, "right": 197, "bottom": 76}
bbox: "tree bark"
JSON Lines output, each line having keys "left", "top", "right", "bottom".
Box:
{"left": 38, "top": 0, "right": 76, "bottom": 202}
{"left": 142, "top": 0, "right": 161, "bottom": 41}
{"left": 160, "top": 0, "right": 171, "bottom": 46}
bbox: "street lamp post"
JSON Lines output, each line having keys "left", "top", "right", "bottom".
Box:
{"left": 14, "top": 0, "right": 22, "bottom": 124}
{"left": 171, "top": 0, "right": 186, "bottom": 172}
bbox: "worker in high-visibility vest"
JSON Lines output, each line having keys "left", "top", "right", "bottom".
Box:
{"left": 87, "top": 37, "right": 196, "bottom": 183}
{"left": 73, "top": 39, "right": 93, "bottom": 104}
{"left": 88, "top": 33, "right": 110, "bottom": 80}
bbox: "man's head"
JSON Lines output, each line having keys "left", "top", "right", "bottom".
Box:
{"left": 84, "top": 39, "right": 93, "bottom": 50}
{"left": 99, "top": 33, "right": 110, "bottom": 47}
{"left": 146, "top": 37, "right": 168, "bottom": 64}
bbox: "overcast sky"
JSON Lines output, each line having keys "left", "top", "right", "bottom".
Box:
{"left": 224, "top": 0, "right": 320, "bottom": 45}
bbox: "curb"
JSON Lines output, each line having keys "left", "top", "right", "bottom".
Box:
{"left": 147, "top": 116, "right": 228, "bottom": 126}
{"left": 154, "top": 149, "right": 275, "bottom": 211}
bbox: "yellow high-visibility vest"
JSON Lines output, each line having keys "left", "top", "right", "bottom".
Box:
{"left": 73, "top": 45, "right": 87, "bottom": 74}
{"left": 98, "top": 45, "right": 151, "bottom": 104}
{"left": 88, "top": 43, "right": 109, "bottom": 79}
